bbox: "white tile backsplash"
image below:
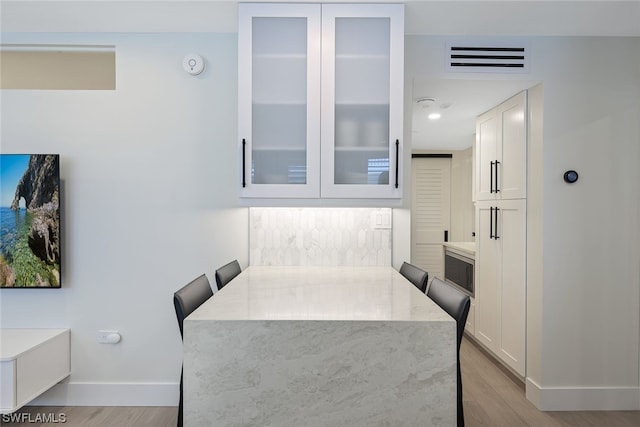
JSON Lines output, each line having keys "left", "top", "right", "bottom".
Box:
{"left": 250, "top": 208, "right": 392, "bottom": 266}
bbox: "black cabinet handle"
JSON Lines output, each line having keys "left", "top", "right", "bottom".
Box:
{"left": 495, "top": 160, "right": 501, "bottom": 193}
{"left": 444, "top": 230, "right": 448, "bottom": 242}
{"left": 494, "top": 207, "right": 500, "bottom": 239}
{"left": 242, "top": 138, "right": 247, "bottom": 188}
{"left": 490, "top": 161, "right": 494, "bottom": 193}
{"left": 394, "top": 139, "right": 399, "bottom": 189}
{"left": 490, "top": 207, "right": 494, "bottom": 239}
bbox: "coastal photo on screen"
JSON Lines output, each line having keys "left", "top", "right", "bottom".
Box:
{"left": 0, "top": 154, "right": 61, "bottom": 287}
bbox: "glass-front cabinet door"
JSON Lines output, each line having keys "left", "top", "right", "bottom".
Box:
{"left": 320, "top": 4, "right": 404, "bottom": 198}
{"left": 238, "top": 3, "right": 403, "bottom": 200}
{"left": 238, "top": 3, "right": 321, "bottom": 198}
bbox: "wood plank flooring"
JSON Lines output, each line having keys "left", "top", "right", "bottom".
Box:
{"left": 2, "top": 337, "right": 639, "bottom": 426}
{"left": 460, "top": 336, "right": 640, "bottom": 427}
{"left": 0, "top": 406, "right": 177, "bottom": 427}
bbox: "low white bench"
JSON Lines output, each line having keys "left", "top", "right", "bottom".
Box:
{"left": 0, "top": 329, "right": 70, "bottom": 414}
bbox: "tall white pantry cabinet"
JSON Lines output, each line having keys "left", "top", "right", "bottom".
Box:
{"left": 474, "top": 91, "right": 527, "bottom": 377}
{"left": 238, "top": 3, "right": 404, "bottom": 199}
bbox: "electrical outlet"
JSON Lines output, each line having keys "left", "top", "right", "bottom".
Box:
{"left": 98, "top": 330, "right": 121, "bottom": 344}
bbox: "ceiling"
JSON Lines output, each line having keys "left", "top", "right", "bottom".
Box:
{"left": 2, "top": 1, "right": 638, "bottom": 152}
{"left": 2, "top": 1, "right": 639, "bottom": 35}
{"left": 411, "top": 78, "right": 539, "bottom": 151}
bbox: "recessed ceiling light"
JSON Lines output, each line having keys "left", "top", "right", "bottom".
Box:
{"left": 428, "top": 113, "right": 441, "bottom": 120}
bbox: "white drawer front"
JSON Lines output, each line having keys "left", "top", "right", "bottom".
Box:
{"left": 16, "top": 331, "right": 70, "bottom": 408}
{"left": 1, "top": 361, "right": 16, "bottom": 411}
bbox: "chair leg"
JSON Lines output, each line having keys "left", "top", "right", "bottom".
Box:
{"left": 178, "top": 367, "right": 183, "bottom": 427}
{"left": 457, "top": 361, "right": 464, "bottom": 427}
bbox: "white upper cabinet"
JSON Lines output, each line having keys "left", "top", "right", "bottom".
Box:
{"left": 238, "top": 3, "right": 321, "bottom": 198}
{"left": 320, "top": 4, "right": 404, "bottom": 198}
{"left": 238, "top": 3, "right": 404, "bottom": 199}
{"left": 475, "top": 91, "right": 527, "bottom": 201}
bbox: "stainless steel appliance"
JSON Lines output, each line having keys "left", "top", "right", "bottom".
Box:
{"left": 444, "top": 249, "right": 474, "bottom": 297}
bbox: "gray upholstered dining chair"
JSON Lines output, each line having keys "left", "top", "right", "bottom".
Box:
{"left": 427, "top": 277, "right": 471, "bottom": 427}
{"left": 173, "top": 274, "right": 214, "bottom": 427}
{"left": 215, "top": 260, "right": 241, "bottom": 290}
{"left": 399, "top": 261, "right": 429, "bottom": 293}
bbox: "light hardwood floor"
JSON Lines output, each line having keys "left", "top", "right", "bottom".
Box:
{"left": 461, "top": 336, "right": 640, "bottom": 427}
{"left": 0, "top": 406, "right": 177, "bottom": 426}
{"left": 3, "top": 337, "right": 639, "bottom": 426}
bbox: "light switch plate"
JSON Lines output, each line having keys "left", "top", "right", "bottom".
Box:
{"left": 371, "top": 211, "right": 391, "bottom": 229}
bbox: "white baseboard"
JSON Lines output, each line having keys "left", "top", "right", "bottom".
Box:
{"left": 28, "top": 382, "right": 178, "bottom": 407}
{"left": 27, "top": 379, "right": 640, "bottom": 410}
{"left": 526, "top": 377, "right": 640, "bottom": 411}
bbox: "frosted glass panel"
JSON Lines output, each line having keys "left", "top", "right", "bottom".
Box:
{"left": 252, "top": 17, "right": 308, "bottom": 185}
{"left": 335, "top": 18, "right": 390, "bottom": 104}
{"left": 334, "top": 18, "right": 390, "bottom": 185}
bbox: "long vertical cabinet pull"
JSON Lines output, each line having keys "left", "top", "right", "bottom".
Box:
{"left": 489, "top": 206, "right": 501, "bottom": 240}
{"left": 494, "top": 160, "right": 500, "bottom": 193}
{"left": 395, "top": 139, "right": 400, "bottom": 189}
{"left": 242, "top": 138, "right": 247, "bottom": 188}
{"left": 489, "top": 160, "right": 493, "bottom": 194}
{"left": 490, "top": 207, "right": 494, "bottom": 239}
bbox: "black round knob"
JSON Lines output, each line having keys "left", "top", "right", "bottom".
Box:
{"left": 564, "top": 170, "right": 579, "bottom": 183}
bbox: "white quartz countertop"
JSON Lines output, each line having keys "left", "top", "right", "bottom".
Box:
{"left": 443, "top": 241, "right": 476, "bottom": 257}
{"left": 184, "top": 266, "right": 457, "bottom": 426}
{"left": 188, "top": 266, "right": 452, "bottom": 323}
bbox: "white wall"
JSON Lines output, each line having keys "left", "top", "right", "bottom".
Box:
{"left": 532, "top": 37, "right": 640, "bottom": 409}
{"left": 525, "top": 82, "right": 544, "bottom": 401}
{"left": 2, "top": 30, "right": 639, "bottom": 410}
{"left": 406, "top": 35, "right": 640, "bottom": 410}
{"left": 0, "top": 32, "right": 248, "bottom": 405}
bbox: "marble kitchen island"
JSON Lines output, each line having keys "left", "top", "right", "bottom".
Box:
{"left": 184, "top": 266, "right": 456, "bottom": 426}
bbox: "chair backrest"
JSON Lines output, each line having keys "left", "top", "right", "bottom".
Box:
{"left": 399, "top": 261, "right": 428, "bottom": 293}
{"left": 215, "top": 260, "right": 241, "bottom": 290}
{"left": 174, "top": 274, "right": 213, "bottom": 338}
{"left": 427, "top": 277, "right": 471, "bottom": 349}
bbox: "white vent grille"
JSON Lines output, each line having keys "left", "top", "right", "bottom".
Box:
{"left": 445, "top": 43, "right": 529, "bottom": 73}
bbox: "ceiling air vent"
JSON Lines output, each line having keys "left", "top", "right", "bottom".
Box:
{"left": 445, "top": 43, "right": 529, "bottom": 74}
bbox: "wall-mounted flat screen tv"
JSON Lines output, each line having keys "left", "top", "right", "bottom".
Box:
{"left": 1, "top": 154, "right": 61, "bottom": 288}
